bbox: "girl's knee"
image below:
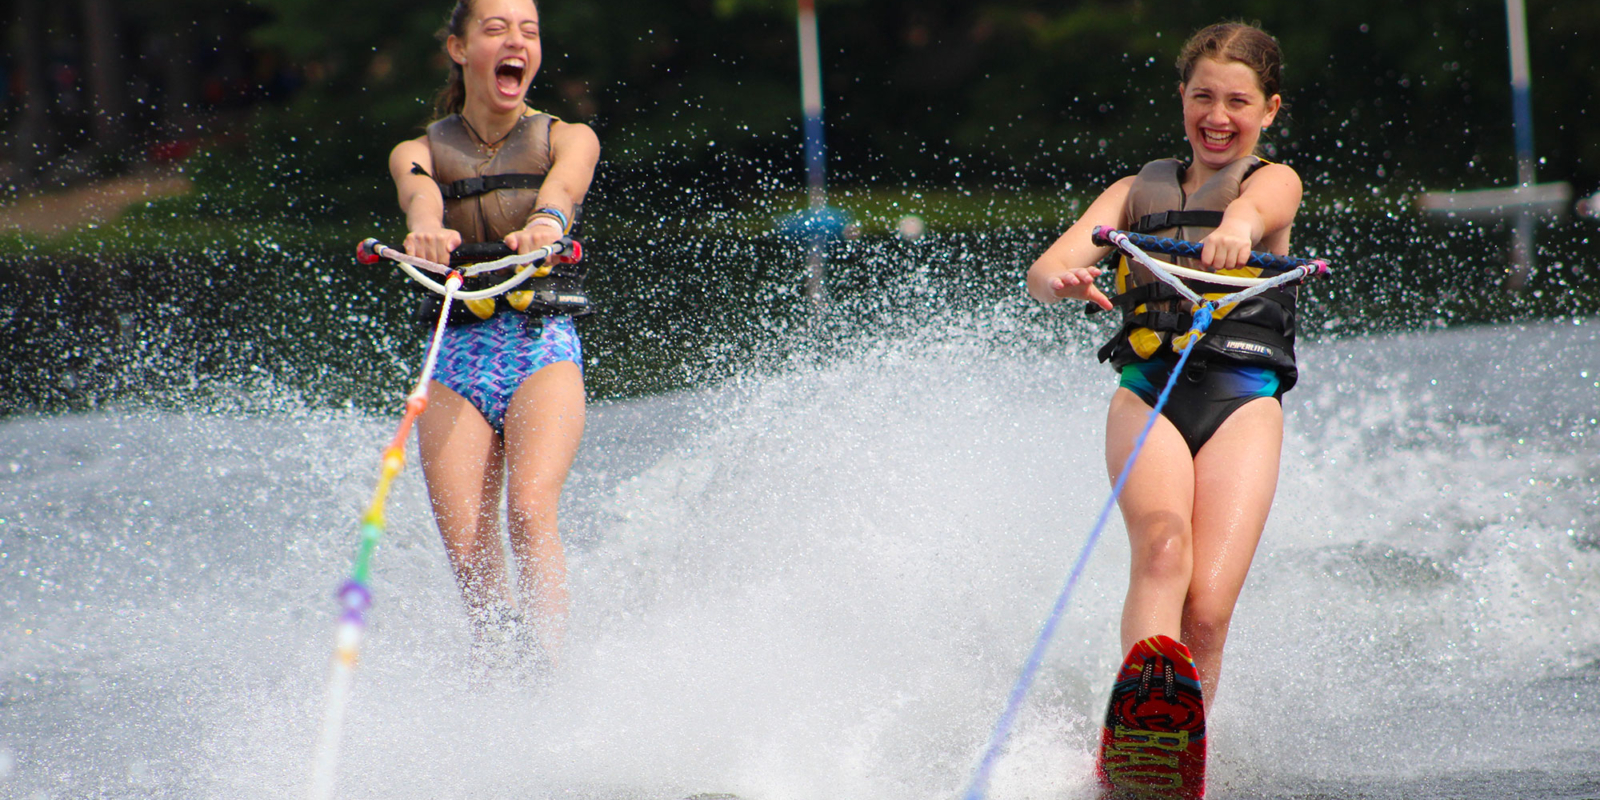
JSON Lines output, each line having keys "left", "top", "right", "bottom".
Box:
{"left": 1183, "top": 600, "right": 1235, "bottom": 642}
{"left": 507, "top": 492, "right": 556, "bottom": 525}
{"left": 506, "top": 493, "right": 562, "bottom": 555}
{"left": 1129, "top": 515, "right": 1192, "bottom": 581}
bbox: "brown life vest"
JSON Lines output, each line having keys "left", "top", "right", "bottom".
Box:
{"left": 418, "top": 112, "right": 589, "bottom": 322}
{"left": 1097, "top": 157, "right": 1300, "bottom": 392}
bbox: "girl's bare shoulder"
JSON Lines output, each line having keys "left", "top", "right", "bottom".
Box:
{"left": 550, "top": 119, "right": 599, "bottom": 151}
{"left": 1248, "top": 161, "right": 1302, "bottom": 188}
{"left": 389, "top": 136, "right": 431, "bottom": 175}
{"left": 390, "top": 135, "right": 429, "bottom": 162}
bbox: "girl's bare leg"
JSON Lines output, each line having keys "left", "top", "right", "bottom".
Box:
{"left": 1182, "top": 396, "right": 1282, "bottom": 704}
{"left": 417, "top": 383, "right": 509, "bottom": 637}
{"left": 1106, "top": 388, "right": 1198, "bottom": 656}
{"left": 501, "top": 361, "right": 585, "bottom": 661}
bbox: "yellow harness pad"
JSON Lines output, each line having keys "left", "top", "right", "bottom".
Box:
{"left": 1116, "top": 255, "right": 1167, "bottom": 359}
{"left": 469, "top": 264, "right": 555, "bottom": 318}
{"left": 1118, "top": 255, "right": 1265, "bottom": 356}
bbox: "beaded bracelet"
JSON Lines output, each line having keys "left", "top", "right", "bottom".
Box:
{"left": 530, "top": 206, "right": 570, "bottom": 233}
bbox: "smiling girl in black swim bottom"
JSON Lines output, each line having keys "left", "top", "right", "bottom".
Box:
{"left": 1026, "top": 21, "right": 1303, "bottom": 709}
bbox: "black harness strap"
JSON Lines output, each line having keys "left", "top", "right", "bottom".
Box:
{"left": 1130, "top": 210, "right": 1226, "bottom": 233}
{"left": 437, "top": 173, "right": 545, "bottom": 200}
{"left": 1097, "top": 313, "right": 1292, "bottom": 364}
{"left": 1108, "top": 282, "right": 1186, "bottom": 310}
{"left": 1125, "top": 310, "right": 1194, "bottom": 333}
{"left": 1112, "top": 280, "right": 1296, "bottom": 313}
{"left": 1098, "top": 285, "right": 1297, "bottom": 364}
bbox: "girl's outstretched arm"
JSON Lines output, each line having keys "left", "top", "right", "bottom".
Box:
{"left": 505, "top": 121, "right": 601, "bottom": 254}
{"left": 389, "top": 137, "right": 461, "bottom": 265}
{"left": 1025, "top": 176, "right": 1134, "bottom": 309}
{"left": 1199, "top": 162, "right": 1302, "bottom": 268}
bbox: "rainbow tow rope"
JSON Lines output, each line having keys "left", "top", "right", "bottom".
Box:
{"left": 307, "top": 237, "right": 581, "bottom": 800}
{"left": 960, "top": 228, "right": 1329, "bottom": 800}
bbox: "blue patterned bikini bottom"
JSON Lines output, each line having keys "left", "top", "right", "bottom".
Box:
{"left": 431, "top": 313, "right": 582, "bottom": 434}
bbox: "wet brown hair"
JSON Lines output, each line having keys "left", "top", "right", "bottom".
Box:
{"left": 1176, "top": 22, "right": 1282, "bottom": 100}
{"left": 431, "top": 0, "right": 540, "bottom": 119}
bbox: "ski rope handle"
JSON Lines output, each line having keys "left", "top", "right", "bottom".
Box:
{"left": 1092, "top": 226, "right": 1329, "bottom": 273}
{"left": 1094, "top": 226, "right": 1330, "bottom": 310}
{"left": 355, "top": 236, "right": 584, "bottom": 300}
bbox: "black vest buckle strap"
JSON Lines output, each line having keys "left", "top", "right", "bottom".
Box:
{"left": 1129, "top": 310, "right": 1193, "bottom": 334}
{"left": 439, "top": 173, "right": 546, "bottom": 200}
{"left": 1107, "top": 282, "right": 1188, "bottom": 314}
{"left": 1096, "top": 310, "right": 1194, "bottom": 364}
{"left": 1131, "top": 210, "right": 1226, "bottom": 234}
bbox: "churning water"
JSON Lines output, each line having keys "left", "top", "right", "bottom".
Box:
{"left": 3, "top": 304, "right": 1597, "bottom": 800}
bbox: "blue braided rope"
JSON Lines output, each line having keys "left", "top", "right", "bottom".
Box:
{"left": 960, "top": 306, "right": 1214, "bottom": 800}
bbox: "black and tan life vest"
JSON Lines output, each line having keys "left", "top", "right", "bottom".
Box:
{"left": 419, "top": 111, "right": 589, "bottom": 322}
{"left": 1097, "top": 157, "right": 1299, "bottom": 392}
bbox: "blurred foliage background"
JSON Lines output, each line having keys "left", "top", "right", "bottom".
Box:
{"left": 2, "top": 0, "right": 1598, "bottom": 228}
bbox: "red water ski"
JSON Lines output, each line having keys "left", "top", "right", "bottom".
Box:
{"left": 1095, "top": 635, "right": 1206, "bottom": 798}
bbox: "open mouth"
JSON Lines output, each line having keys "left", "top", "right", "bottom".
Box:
{"left": 495, "top": 58, "right": 527, "bottom": 96}
{"left": 1200, "top": 128, "right": 1236, "bottom": 150}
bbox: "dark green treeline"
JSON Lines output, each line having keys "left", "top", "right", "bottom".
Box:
{"left": 4, "top": 0, "right": 1598, "bottom": 207}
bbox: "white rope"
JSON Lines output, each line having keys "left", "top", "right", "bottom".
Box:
{"left": 1137, "top": 255, "right": 1277, "bottom": 288}
{"left": 412, "top": 273, "right": 461, "bottom": 398}
{"left": 1107, "top": 230, "right": 1206, "bottom": 306}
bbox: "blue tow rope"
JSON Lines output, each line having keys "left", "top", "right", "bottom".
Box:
{"left": 959, "top": 305, "right": 1213, "bottom": 800}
